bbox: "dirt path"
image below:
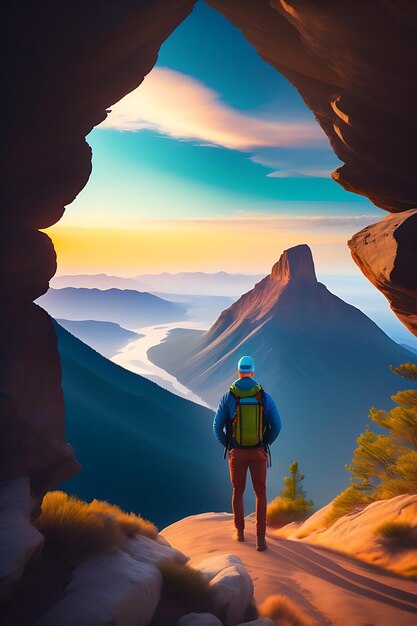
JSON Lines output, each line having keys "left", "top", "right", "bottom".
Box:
{"left": 161, "top": 512, "right": 417, "bottom": 626}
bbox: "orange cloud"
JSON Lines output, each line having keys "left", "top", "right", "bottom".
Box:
{"left": 99, "top": 67, "right": 325, "bottom": 150}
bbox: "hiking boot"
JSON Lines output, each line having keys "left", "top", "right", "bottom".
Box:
{"left": 233, "top": 528, "right": 245, "bottom": 542}
{"left": 256, "top": 535, "right": 267, "bottom": 551}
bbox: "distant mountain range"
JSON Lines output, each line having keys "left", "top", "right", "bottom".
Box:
{"left": 54, "top": 322, "right": 230, "bottom": 528}
{"left": 51, "top": 273, "right": 150, "bottom": 291}
{"left": 148, "top": 244, "right": 417, "bottom": 505}
{"left": 37, "top": 288, "right": 187, "bottom": 329}
{"left": 51, "top": 272, "right": 263, "bottom": 297}
{"left": 136, "top": 271, "right": 264, "bottom": 296}
{"left": 56, "top": 319, "right": 141, "bottom": 358}
{"left": 150, "top": 292, "right": 234, "bottom": 325}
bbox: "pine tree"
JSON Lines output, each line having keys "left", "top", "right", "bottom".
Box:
{"left": 266, "top": 461, "right": 313, "bottom": 527}
{"left": 281, "top": 461, "right": 308, "bottom": 501}
{"left": 391, "top": 363, "right": 417, "bottom": 383}
{"left": 346, "top": 426, "right": 398, "bottom": 489}
{"left": 327, "top": 362, "right": 417, "bottom": 525}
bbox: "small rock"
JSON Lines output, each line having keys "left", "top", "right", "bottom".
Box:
{"left": 191, "top": 554, "right": 243, "bottom": 581}
{"left": 177, "top": 612, "right": 223, "bottom": 626}
{"left": 209, "top": 563, "right": 254, "bottom": 626}
{"left": 35, "top": 550, "right": 162, "bottom": 626}
{"left": 124, "top": 534, "right": 188, "bottom": 567}
{"left": 155, "top": 534, "right": 171, "bottom": 547}
{"left": 237, "top": 617, "right": 275, "bottom": 626}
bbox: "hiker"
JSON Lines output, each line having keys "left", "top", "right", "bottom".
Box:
{"left": 213, "top": 356, "right": 281, "bottom": 551}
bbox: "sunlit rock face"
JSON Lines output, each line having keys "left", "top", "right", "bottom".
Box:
{"left": 349, "top": 209, "right": 417, "bottom": 336}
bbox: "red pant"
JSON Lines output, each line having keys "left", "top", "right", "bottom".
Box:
{"left": 228, "top": 447, "right": 268, "bottom": 537}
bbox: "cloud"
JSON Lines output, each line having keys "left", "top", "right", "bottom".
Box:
{"left": 156, "top": 214, "right": 378, "bottom": 232}
{"left": 251, "top": 146, "right": 342, "bottom": 178}
{"left": 99, "top": 67, "right": 325, "bottom": 150}
{"left": 267, "top": 168, "right": 331, "bottom": 178}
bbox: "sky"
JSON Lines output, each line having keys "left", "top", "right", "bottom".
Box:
{"left": 46, "top": 0, "right": 383, "bottom": 276}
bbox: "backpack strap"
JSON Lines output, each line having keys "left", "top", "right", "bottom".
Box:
{"left": 229, "top": 386, "right": 243, "bottom": 446}
{"left": 255, "top": 391, "right": 264, "bottom": 442}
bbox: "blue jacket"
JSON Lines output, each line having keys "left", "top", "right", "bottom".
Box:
{"left": 213, "top": 377, "right": 281, "bottom": 449}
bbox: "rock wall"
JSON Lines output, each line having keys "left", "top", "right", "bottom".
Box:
{"left": 208, "top": 0, "right": 417, "bottom": 331}
{"left": 0, "top": 0, "right": 196, "bottom": 493}
{"left": 1, "top": 0, "right": 417, "bottom": 496}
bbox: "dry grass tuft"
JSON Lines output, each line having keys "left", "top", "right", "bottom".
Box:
{"left": 158, "top": 560, "right": 212, "bottom": 612}
{"left": 267, "top": 497, "right": 313, "bottom": 528}
{"left": 375, "top": 520, "right": 417, "bottom": 550}
{"left": 258, "top": 594, "right": 311, "bottom": 626}
{"left": 35, "top": 491, "right": 158, "bottom": 565}
{"left": 88, "top": 499, "right": 158, "bottom": 539}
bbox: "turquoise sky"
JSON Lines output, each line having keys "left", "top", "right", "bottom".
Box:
{"left": 64, "top": 1, "right": 381, "bottom": 227}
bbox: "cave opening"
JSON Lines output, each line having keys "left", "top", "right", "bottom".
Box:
{"left": 40, "top": 0, "right": 416, "bottom": 359}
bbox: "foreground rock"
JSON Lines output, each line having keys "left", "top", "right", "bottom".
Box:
{"left": 0, "top": 477, "right": 44, "bottom": 600}
{"left": 177, "top": 613, "right": 222, "bottom": 626}
{"left": 238, "top": 617, "right": 275, "bottom": 626}
{"left": 36, "top": 551, "right": 162, "bottom": 626}
{"left": 34, "top": 531, "right": 191, "bottom": 626}
{"left": 209, "top": 564, "right": 254, "bottom": 626}
{"left": 192, "top": 554, "right": 254, "bottom": 626}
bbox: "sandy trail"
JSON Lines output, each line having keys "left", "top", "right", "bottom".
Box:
{"left": 162, "top": 512, "right": 417, "bottom": 626}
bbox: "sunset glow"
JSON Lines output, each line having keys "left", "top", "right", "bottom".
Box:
{"left": 46, "top": 215, "right": 375, "bottom": 275}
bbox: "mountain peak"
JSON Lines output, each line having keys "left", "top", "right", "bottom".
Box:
{"left": 270, "top": 244, "right": 317, "bottom": 283}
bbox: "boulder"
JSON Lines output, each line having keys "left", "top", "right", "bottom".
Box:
{"left": 124, "top": 533, "right": 188, "bottom": 567}
{"left": 209, "top": 563, "right": 254, "bottom": 626}
{"left": 177, "top": 613, "right": 223, "bottom": 626}
{"left": 0, "top": 476, "right": 44, "bottom": 600}
{"left": 35, "top": 551, "right": 162, "bottom": 626}
{"left": 237, "top": 617, "right": 275, "bottom": 626}
{"left": 190, "top": 554, "right": 243, "bottom": 581}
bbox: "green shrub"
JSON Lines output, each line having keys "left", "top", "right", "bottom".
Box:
{"left": 267, "top": 461, "right": 314, "bottom": 528}
{"left": 158, "top": 560, "right": 212, "bottom": 612}
{"left": 258, "top": 594, "right": 311, "bottom": 626}
{"left": 35, "top": 491, "right": 158, "bottom": 565}
{"left": 324, "top": 486, "right": 373, "bottom": 527}
{"left": 267, "top": 496, "right": 313, "bottom": 528}
{"left": 375, "top": 520, "right": 417, "bottom": 550}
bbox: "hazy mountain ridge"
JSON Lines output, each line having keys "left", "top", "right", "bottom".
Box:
{"left": 51, "top": 273, "right": 150, "bottom": 291}
{"left": 136, "top": 271, "right": 264, "bottom": 296}
{"left": 37, "top": 288, "right": 187, "bottom": 329}
{"left": 56, "top": 319, "right": 141, "bottom": 358}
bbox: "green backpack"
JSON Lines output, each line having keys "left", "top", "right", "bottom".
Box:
{"left": 228, "top": 383, "right": 266, "bottom": 447}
